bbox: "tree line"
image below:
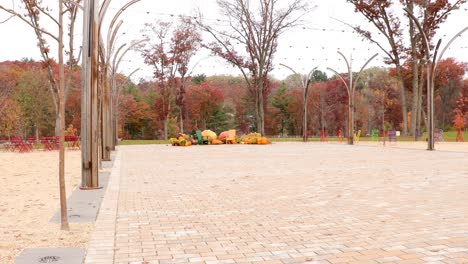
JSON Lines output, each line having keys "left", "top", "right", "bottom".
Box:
{"left": 1, "top": 59, "right": 466, "bottom": 139}
{"left": 1, "top": 0, "right": 468, "bottom": 141}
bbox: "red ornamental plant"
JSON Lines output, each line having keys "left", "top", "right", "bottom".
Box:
{"left": 140, "top": 19, "right": 201, "bottom": 138}
{"left": 453, "top": 113, "right": 465, "bottom": 129}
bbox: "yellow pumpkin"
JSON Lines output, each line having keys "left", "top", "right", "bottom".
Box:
{"left": 202, "top": 130, "right": 217, "bottom": 141}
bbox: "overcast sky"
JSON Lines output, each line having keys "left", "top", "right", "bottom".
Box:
{"left": 0, "top": 0, "right": 467, "bottom": 81}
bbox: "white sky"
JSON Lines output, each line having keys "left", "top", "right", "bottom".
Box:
{"left": 0, "top": 0, "right": 467, "bottom": 82}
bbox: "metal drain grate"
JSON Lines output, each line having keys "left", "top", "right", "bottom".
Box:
{"left": 38, "top": 256, "right": 61, "bottom": 263}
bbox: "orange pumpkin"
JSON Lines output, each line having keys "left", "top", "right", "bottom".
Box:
{"left": 212, "top": 139, "right": 223, "bottom": 145}
{"left": 186, "top": 141, "right": 192, "bottom": 146}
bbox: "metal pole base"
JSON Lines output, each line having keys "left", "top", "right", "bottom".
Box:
{"left": 79, "top": 186, "right": 103, "bottom": 190}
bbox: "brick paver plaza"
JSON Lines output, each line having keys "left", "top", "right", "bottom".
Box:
{"left": 84, "top": 143, "right": 468, "bottom": 264}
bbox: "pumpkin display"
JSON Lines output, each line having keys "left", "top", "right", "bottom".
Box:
{"left": 212, "top": 139, "right": 223, "bottom": 145}
{"left": 202, "top": 130, "right": 217, "bottom": 141}
{"left": 240, "top": 133, "right": 269, "bottom": 145}
{"left": 219, "top": 131, "right": 229, "bottom": 141}
{"left": 259, "top": 137, "right": 268, "bottom": 144}
{"left": 169, "top": 138, "right": 179, "bottom": 146}
{"left": 170, "top": 134, "right": 195, "bottom": 147}
{"left": 171, "top": 130, "right": 269, "bottom": 147}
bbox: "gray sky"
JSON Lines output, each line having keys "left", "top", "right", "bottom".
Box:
{"left": 0, "top": 0, "right": 467, "bottom": 81}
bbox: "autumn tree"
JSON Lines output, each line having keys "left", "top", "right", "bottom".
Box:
{"left": 348, "top": 0, "right": 408, "bottom": 135}
{"left": 15, "top": 68, "right": 54, "bottom": 139}
{"left": 0, "top": 0, "right": 82, "bottom": 230}
{"left": 271, "top": 85, "right": 292, "bottom": 136}
{"left": 0, "top": 1, "right": 81, "bottom": 135}
{"left": 405, "top": 0, "right": 467, "bottom": 136}
{"left": 453, "top": 79, "right": 468, "bottom": 125}
{"left": 140, "top": 19, "right": 201, "bottom": 139}
{"left": 186, "top": 82, "right": 226, "bottom": 132}
{"left": 0, "top": 99, "right": 22, "bottom": 137}
{"left": 118, "top": 94, "right": 152, "bottom": 139}
{"left": 196, "top": 0, "right": 309, "bottom": 135}
{"left": 348, "top": 0, "right": 467, "bottom": 136}
{"left": 0, "top": 63, "right": 20, "bottom": 115}
{"left": 433, "top": 58, "right": 466, "bottom": 128}
{"left": 312, "top": 81, "right": 344, "bottom": 133}
{"left": 364, "top": 69, "right": 400, "bottom": 132}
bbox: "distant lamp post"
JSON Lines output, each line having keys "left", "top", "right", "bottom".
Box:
{"left": 280, "top": 64, "right": 317, "bottom": 142}
{"left": 100, "top": 0, "right": 142, "bottom": 161}
{"left": 404, "top": 8, "right": 468, "bottom": 151}
{"left": 327, "top": 51, "right": 378, "bottom": 145}
{"left": 113, "top": 68, "right": 141, "bottom": 147}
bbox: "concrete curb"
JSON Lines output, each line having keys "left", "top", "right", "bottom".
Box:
{"left": 83, "top": 149, "right": 122, "bottom": 264}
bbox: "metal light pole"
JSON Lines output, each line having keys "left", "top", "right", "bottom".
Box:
{"left": 429, "top": 26, "right": 468, "bottom": 147}
{"left": 327, "top": 52, "right": 378, "bottom": 145}
{"left": 113, "top": 68, "right": 140, "bottom": 148}
{"left": 81, "top": 0, "right": 101, "bottom": 189}
{"left": 99, "top": 0, "right": 142, "bottom": 160}
{"left": 82, "top": 0, "right": 142, "bottom": 185}
{"left": 404, "top": 9, "right": 434, "bottom": 151}
{"left": 403, "top": 9, "right": 467, "bottom": 151}
{"left": 280, "top": 64, "right": 317, "bottom": 142}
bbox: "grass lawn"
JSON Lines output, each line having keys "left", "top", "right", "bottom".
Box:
{"left": 119, "top": 140, "right": 170, "bottom": 145}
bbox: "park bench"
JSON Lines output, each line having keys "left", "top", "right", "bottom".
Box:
{"left": 41, "top": 136, "right": 60, "bottom": 151}
{"left": 10, "top": 137, "right": 33, "bottom": 153}
{"left": 65, "top": 135, "right": 80, "bottom": 150}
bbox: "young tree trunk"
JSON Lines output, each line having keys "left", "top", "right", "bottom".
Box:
{"left": 422, "top": 107, "right": 428, "bottom": 132}
{"left": 58, "top": 0, "right": 69, "bottom": 231}
{"left": 396, "top": 66, "right": 408, "bottom": 135}
{"left": 179, "top": 110, "right": 184, "bottom": 134}
{"left": 408, "top": 2, "right": 419, "bottom": 136}
{"left": 258, "top": 90, "right": 265, "bottom": 135}
{"left": 35, "top": 125, "right": 40, "bottom": 144}
{"left": 164, "top": 117, "right": 169, "bottom": 140}
{"left": 55, "top": 115, "right": 61, "bottom": 136}
{"left": 257, "top": 74, "right": 266, "bottom": 135}
{"left": 417, "top": 62, "right": 425, "bottom": 133}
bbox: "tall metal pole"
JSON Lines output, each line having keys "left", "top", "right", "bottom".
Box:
{"left": 404, "top": 9, "right": 434, "bottom": 151}
{"left": 100, "top": 0, "right": 142, "bottom": 159}
{"left": 81, "top": 0, "right": 100, "bottom": 189}
{"left": 348, "top": 54, "right": 354, "bottom": 145}
{"left": 328, "top": 52, "right": 378, "bottom": 145}
{"left": 113, "top": 68, "right": 140, "bottom": 148}
{"left": 279, "top": 64, "right": 316, "bottom": 142}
